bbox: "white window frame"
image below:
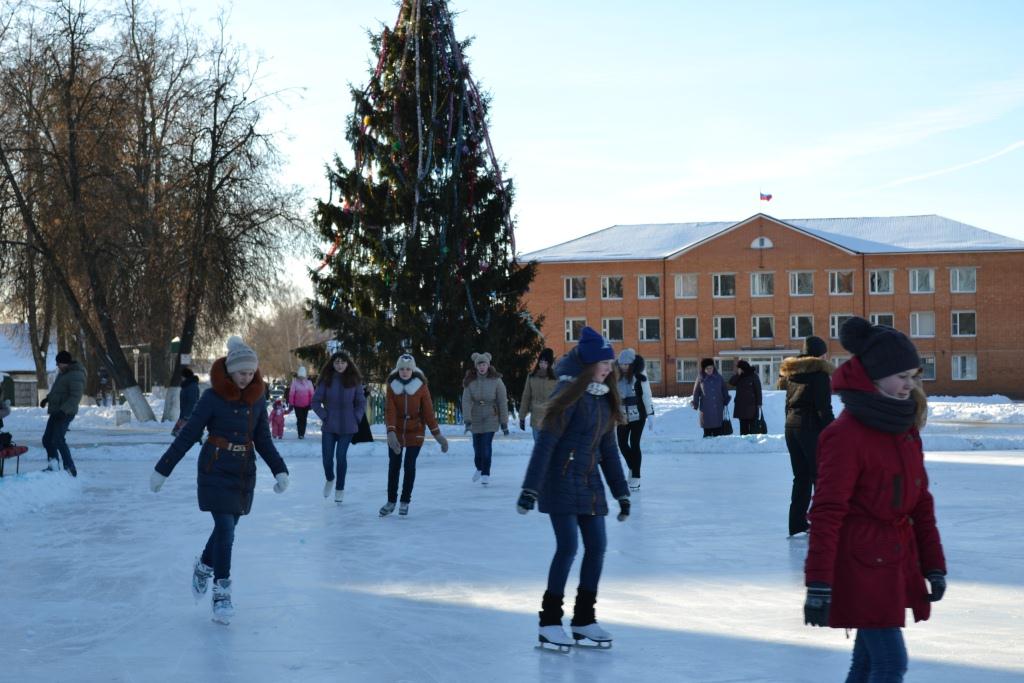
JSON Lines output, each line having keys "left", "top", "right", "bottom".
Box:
{"left": 750, "top": 272, "right": 775, "bottom": 297}
{"left": 950, "top": 266, "right": 977, "bottom": 293}
{"left": 829, "top": 270, "right": 854, "bottom": 296}
{"left": 563, "top": 276, "right": 586, "bottom": 300}
{"left": 789, "top": 270, "right": 814, "bottom": 296}
{"left": 637, "top": 275, "right": 661, "bottom": 299}
{"left": 646, "top": 359, "right": 663, "bottom": 384}
{"left": 790, "top": 314, "right": 813, "bottom": 339}
{"left": 712, "top": 273, "right": 736, "bottom": 298}
{"left": 713, "top": 316, "right": 736, "bottom": 340}
{"left": 751, "top": 315, "right": 775, "bottom": 339}
{"left": 675, "top": 315, "right": 698, "bottom": 341}
{"left": 638, "top": 317, "right": 661, "bottom": 342}
{"left": 602, "top": 317, "right": 624, "bottom": 342}
{"left": 869, "top": 312, "right": 895, "bottom": 328}
{"left": 920, "top": 356, "right": 936, "bottom": 381}
{"left": 909, "top": 268, "right": 935, "bottom": 294}
{"left": 715, "top": 358, "right": 736, "bottom": 377}
{"left": 674, "top": 272, "right": 698, "bottom": 299}
{"left": 830, "top": 313, "right": 853, "bottom": 339}
{"left": 676, "top": 358, "right": 699, "bottom": 383}
{"left": 952, "top": 354, "right": 977, "bottom": 381}
{"left": 951, "top": 310, "right": 976, "bottom": 337}
{"left": 564, "top": 318, "right": 586, "bottom": 342}
{"left": 831, "top": 355, "right": 850, "bottom": 368}
{"left": 868, "top": 269, "right": 894, "bottom": 295}
{"left": 910, "top": 311, "right": 936, "bottom": 338}
{"left": 600, "top": 276, "right": 623, "bottom": 300}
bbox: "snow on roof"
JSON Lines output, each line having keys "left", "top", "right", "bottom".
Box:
{"left": 0, "top": 323, "right": 56, "bottom": 373}
{"left": 521, "top": 214, "right": 1024, "bottom": 262}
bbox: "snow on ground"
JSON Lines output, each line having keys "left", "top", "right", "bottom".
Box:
{"left": 2, "top": 398, "right": 1023, "bottom": 682}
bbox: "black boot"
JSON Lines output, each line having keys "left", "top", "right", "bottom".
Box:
{"left": 570, "top": 587, "right": 597, "bottom": 627}
{"left": 538, "top": 591, "right": 564, "bottom": 627}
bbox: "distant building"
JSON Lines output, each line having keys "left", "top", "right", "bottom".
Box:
{"left": 521, "top": 214, "right": 1024, "bottom": 398}
{"left": 0, "top": 323, "right": 57, "bottom": 406}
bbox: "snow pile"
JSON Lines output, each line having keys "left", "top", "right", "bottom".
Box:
{"left": 0, "top": 468, "right": 81, "bottom": 518}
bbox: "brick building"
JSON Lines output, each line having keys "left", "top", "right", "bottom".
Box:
{"left": 520, "top": 214, "right": 1024, "bottom": 398}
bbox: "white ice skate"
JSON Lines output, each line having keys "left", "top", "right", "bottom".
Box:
{"left": 481, "top": 475, "right": 490, "bottom": 486}
{"left": 399, "top": 502, "right": 409, "bottom": 516}
{"left": 191, "top": 558, "right": 214, "bottom": 602}
{"left": 538, "top": 625, "right": 574, "bottom": 653}
{"left": 572, "top": 622, "right": 613, "bottom": 648}
{"left": 472, "top": 470, "right": 482, "bottom": 482}
{"left": 211, "top": 578, "right": 234, "bottom": 625}
{"left": 628, "top": 477, "right": 640, "bottom": 491}
{"left": 379, "top": 502, "right": 396, "bottom": 517}
{"left": 322, "top": 480, "right": 333, "bottom": 498}
{"left": 334, "top": 489, "right": 344, "bottom": 503}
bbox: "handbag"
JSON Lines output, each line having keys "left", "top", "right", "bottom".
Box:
{"left": 754, "top": 408, "right": 768, "bottom": 435}
{"left": 352, "top": 413, "right": 374, "bottom": 444}
{"left": 720, "top": 408, "right": 734, "bottom": 436}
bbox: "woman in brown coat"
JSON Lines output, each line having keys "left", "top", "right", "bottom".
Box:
{"left": 461, "top": 352, "right": 509, "bottom": 486}
{"left": 381, "top": 354, "right": 449, "bottom": 516}
{"left": 519, "top": 347, "right": 558, "bottom": 441}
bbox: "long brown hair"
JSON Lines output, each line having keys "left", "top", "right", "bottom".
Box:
{"left": 544, "top": 362, "right": 624, "bottom": 441}
{"left": 318, "top": 350, "right": 363, "bottom": 389}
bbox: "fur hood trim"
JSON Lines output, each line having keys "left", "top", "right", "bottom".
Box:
{"left": 464, "top": 366, "right": 502, "bottom": 387}
{"left": 779, "top": 356, "right": 834, "bottom": 378}
{"left": 389, "top": 375, "right": 426, "bottom": 396}
{"left": 210, "top": 357, "right": 266, "bottom": 405}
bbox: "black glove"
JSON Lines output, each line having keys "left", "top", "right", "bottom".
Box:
{"left": 616, "top": 497, "right": 631, "bottom": 521}
{"left": 926, "top": 571, "right": 946, "bottom": 602}
{"left": 516, "top": 489, "right": 537, "bottom": 514}
{"left": 501, "top": 426, "right": 510, "bottom": 436}
{"left": 804, "top": 583, "right": 832, "bottom": 626}
{"left": 39, "top": 397, "right": 48, "bottom": 408}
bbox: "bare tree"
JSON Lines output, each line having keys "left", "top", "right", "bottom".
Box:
{"left": 243, "top": 284, "right": 331, "bottom": 381}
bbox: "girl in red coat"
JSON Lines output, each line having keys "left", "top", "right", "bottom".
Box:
{"left": 269, "top": 398, "right": 291, "bottom": 439}
{"left": 804, "top": 317, "right": 946, "bottom": 682}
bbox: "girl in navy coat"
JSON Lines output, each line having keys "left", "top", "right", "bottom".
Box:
{"left": 517, "top": 327, "right": 630, "bottom": 650}
{"left": 312, "top": 350, "right": 367, "bottom": 502}
{"left": 149, "top": 337, "right": 289, "bottom": 625}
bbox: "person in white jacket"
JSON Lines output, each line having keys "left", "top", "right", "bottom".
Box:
{"left": 615, "top": 348, "right": 654, "bottom": 491}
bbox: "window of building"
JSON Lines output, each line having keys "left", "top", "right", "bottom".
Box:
{"left": 601, "top": 276, "right": 623, "bottom": 300}
{"left": 564, "top": 318, "right": 586, "bottom": 342}
{"left": 790, "top": 315, "right": 813, "bottom": 339}
{"left": 832, "top": 355, "right": 850, "bottom": 368}
{"left": 909, "top": 268, "right": 935, "bottom": 294}
{"left": 715, "top": 359, "right": 736, "bottom": 377}
{"left": 563, "top": 276, "right": 586, "bottom": 300}
{"left": 869, "top": 269, "right": 894, "bottom": 295}
{"left": 789, "top": 271, "right": 814, "bottom": 296}
{"left": 676, "top": 358, "right": 698, "bottom": 383}
{"left": 751, "top": 236, "right": 774, "bottom": 249}
{"left": 869, "top": 313, "right": 895, "bottom": 328}
{"left": 752, "top": 315, "right": 774, "bottom": 339}
{"left": 950, "top": 267, "right": 977, "bottom": 293}
{"left": 675, "top": 273, "right": 698, "bottom": 299}
{"left": 830, "top": 313, "right": 853, "bottom": 339}
{"left": 675, "top": 316, "right": 698, "bottom": 341}
{"left": 829, "top": 270, "right": 854, "bottom": 295}
{"left": 639, "top": 317, "right": 661, "bottom": 341}
{"left": 712, "top": 273, "right": 736, "bottom": 298}
{"left": 602, "top": 318, "right": 624, "bottom": 342}
{"left": 713, "top": 316, "right": 736, "bottom": 340}
{"left": 952, "top": 310, "right": 976, "bottom": 337}
{"left": 952, "top": 354, "right": 977, "bottom": 381}
{"left": 638, "top": 275, "right": 660, "bottom": 299}
{"left": 920, "top": 356, "right": 936, "bottom": 381}
{"left": 910, "top": 311, "right": 935, "bottom": 338}
{"left": 750, "top": 272, "right": 774, "bottom": 297}
{"left": 646, "top": 359, "right": 662, "bottom": 384}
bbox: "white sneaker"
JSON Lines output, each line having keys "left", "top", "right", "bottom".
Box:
{"left": 572, "top": 622, "right": 612, "bottom": 645}
{"left": 334, "top": 489, "right": 344, "bottom": 503}
{"left": 472, "top": 470, "right": 482, "bottom": 482}
{"left": 538, "top": 625, "right": 574, "bottom": 651}
{"left": 628, "top": 477, "right": 640, "bottom": 491}
{"left": 211, "top": 578, "right": 234, "bottom": 625}
{"left": 322, "top": 480, "right": 333, "bottom": 498}
{"left": 45, "top": 459, "right": 59, "bottom": 472}
{"left": 481, "top": 475, "right": 489, "bottom": 486}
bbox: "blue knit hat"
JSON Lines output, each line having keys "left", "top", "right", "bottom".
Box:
{"left": 576, "top": 326, "right": 615, "bottom": 364}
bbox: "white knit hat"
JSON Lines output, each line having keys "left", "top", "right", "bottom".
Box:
{"left": 471, "top": 352, "right": 492, "bottom": 364}
{"left": 225, "top": 336, "right": 258, "bottom": 373}
{"left": 297, "top": 365, "right": 307, "bottom": 378}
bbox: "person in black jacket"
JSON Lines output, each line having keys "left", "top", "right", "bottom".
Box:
{"left": 777, "top": 336, "right": 835, "bottom": 537}
{"left": 728, "top": 360, "right": 762, "bottom": 435}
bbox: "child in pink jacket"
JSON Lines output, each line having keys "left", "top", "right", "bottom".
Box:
{"left": 269, "top": 398, "right": 291, "bottom": 439}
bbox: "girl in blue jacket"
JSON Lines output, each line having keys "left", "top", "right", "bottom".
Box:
{"left": 517, "top": 327, "right": 631, "bottom": 651}
{"left": 312, "top": 350, "right": 367, "bottom": 502}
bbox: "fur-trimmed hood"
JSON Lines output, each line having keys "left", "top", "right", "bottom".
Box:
{"left": 779, "top": 356, "right": 834, "bottom": 378}
{"left": 210, "top": 357, "right": 266, "bottom": 405}
{"left": 464, "top": 366, "right": 502, "bottom": 387}
{"left": 387, "top": 369, "right": 428, "bottom": 395}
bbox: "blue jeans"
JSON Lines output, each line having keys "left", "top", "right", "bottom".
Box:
{"left": 546, "top": 514, "right": 607, "bottom": 595}
{"left": 42, "top": 412, "right": 76, "bottom": 473}
{"left": 846, "top": 628, "right": 908, "bottom": 683}
{"left": 387, "top": 446, "right": 421, "bottom": 503}
{"left": 472, "top": 432, "right": 495, "bottom": 475}
{"left": 322, "top": 432, "right": 354, "bottom": 490}
{"left": 201, "top": 513, "right": 240, "bottom": 580}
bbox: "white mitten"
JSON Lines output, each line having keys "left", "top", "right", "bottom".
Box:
{"left": 647, "top": 417, "right": 655, "bottom": 433}
{"left": 150, "top": 470, "right": 167, "bottom": 493}
{"left": 386, "top": 431, "right": 401, "bottom": 453}
{"left": 273, "top": 472, "right": 289, "bottom": 493}
{"left": 435, "top": 433, "right": 449, "bottom": 453}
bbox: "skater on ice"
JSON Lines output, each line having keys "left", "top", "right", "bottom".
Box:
{"left": 288, "top": 365, "right": 314, "bottom": 439}
{"left": 312, "top": 350, "right": 366, "bottom": 502}
{"left": 40, "top": 349, "right": 86, "bottom": 476}
{"left": 517, "top": 326, "right": 630, "bottom": 651}
{"left": 149, "top": 336, "right": 290, "bottom": 625}
{"left": 269, "top": 397, "right": 291, "bottom": 439}
{"left": 615, "top": 347, "right": 654, "bottom": 492}
{"left": 171, "top": 367, "right": 200, "bottom": 437}
{"left": 518, "top": 347, "right": 558, "bottom": 441}
{"left": 462, "top": 351, "right": 509, "bottom": 486}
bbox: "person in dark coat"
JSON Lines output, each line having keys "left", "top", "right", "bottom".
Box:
{"left": 517, "top": 326, "right": 630, "bottom": 650}
{"left": 615, "top": 348, "right": 654, "bottom": 490}
{"left": 41, "top": 350, "right": 86, "bottom": 476}
{"left": 777, "top": 336, "right": 835, "bottom": 537}
{"left": 692, "top": 358, "right": 730, "bottom": 437}
{"left": 172, "top": 367, "right": 200, "bottom": 437}
{"left": 149, "top": 336, "right": 289, "bottom": 625}
{"left": 728, "top": 360, "right": 763, "bottom": 435}
{"left": 312, "top": 350, "right": 367, "bottom": 503}
{"left": 804, "top": 317, "right": 946, "bottom": 682}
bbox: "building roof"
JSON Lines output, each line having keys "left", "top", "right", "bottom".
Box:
{"left": 0, "top": 323, "right": 57, "bottom": 373}
{"left": 521, "top": 214, "right": 1024, "bottom": 262}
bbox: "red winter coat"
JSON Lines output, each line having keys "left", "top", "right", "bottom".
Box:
{"left": 805, "top": 356, "right": 946, "bottom": 628}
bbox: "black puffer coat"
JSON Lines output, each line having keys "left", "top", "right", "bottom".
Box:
{"left": 729, "top": 368, "right": 762, "bottom": 421}
{"left": 777, "top": 356, "right": 835, "bottom": 430}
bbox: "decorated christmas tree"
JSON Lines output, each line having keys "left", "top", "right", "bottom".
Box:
{"left": 311, "top": 0, "right": 542, "bottom": 403}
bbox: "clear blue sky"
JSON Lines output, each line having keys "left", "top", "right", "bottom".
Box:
{"left": 160, "top": 0, "right": 1024, "bottom": 261}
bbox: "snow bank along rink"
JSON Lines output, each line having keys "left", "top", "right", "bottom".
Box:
{"left": 2, "top": 394, "right": 1022, "bottom": 683}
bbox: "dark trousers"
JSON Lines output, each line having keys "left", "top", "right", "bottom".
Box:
{"left": 846, "top": 628, "right": 908, "bottom": 683}
{"left": 739, "top": 418, "right": 758, "bottom": 435}
{"left": 616, "top": 419, "right": 645, "bottom": 478}
{"left": 546, "top": 514, "right": 607, "bottom": 595}
{"left": 703, "top": 426, "right": 726, "bottom": 437}
{"left": 42, "top": 412, "right": 76, "bottom": 473}
{"left": 785, "top": 427, "right": 821, "bottom": 536}
{"left": 322, "top": 432, "right": 354, "bottom": 489}
{"left": 201, "top": 513, "right": 240, "bottom": 580}
{"left": 472, "top": 432, "right": 495, "bottom": 475}
{"left": 387, "top": 445, "right": 422, "bottom": 503}
{"left": 293, "top": 406, "right": 309, "bottom": 437}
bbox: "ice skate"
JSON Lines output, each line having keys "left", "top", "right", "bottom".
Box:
{"left": 472, "top": 469, "right": 482, "bottom": 482}
{"left": 334, "top": 489, "right": 344, "bottom": 503}
{"left": 788, "top": 530, "right": 809, "bottom": 540}
{"left": 538, "top": 625, "right": 574, "bottom": 653}
{"left": 322, "top": 480, "right": 333, "bottom": 498}
{"left": 571, "top": 622, "right": 613, "bottom": 648}
{"left": 379, "top": 501, "right": 396, "bottom": 517}
{"left": 211, "top": 578, "right": 234, "bottom": 625}
{"left": 628, "top": 477, "right": 640, "bottom": 491}
{"left": 481, "top": 475, "right": 489, "bottom": 486}
{"left": 399, "top": 502, "right": 409, "bottom": 516}
{"left": 191, "top": 558, "right": 214, "bottom": 602}
{"left": 44, "top": 459, "right": 59, "bottom": 472}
